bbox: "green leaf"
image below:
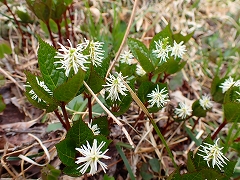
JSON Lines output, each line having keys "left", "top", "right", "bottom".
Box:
{"left": 41, "top": 164, "right": 61, "bottom": 180}
{"left": 116, "top": 144, "right": 136, "bottom": 180}
{"left": 51, "top": 0, "right": 67, "bottom": 21}
{"left": 46, "top": 122, "right": 63, "bottom": 132}
{"left": 192, "top": 100, "right": 207, "bottom": 117}
{"left": 55, "top": 138, "right": 76, "bottom": 166}
{"left": 184, "top": 125, "right": 202, "bottom": 146}
{"left": 66, "top": 119, "right": 94, "bottom": 147}
{"left": 26, "top": 0, "right": 52, "bottom": 22}
{"left": 224, "top": 102, "right": 240, "bottom": 123}
{"left": 135, "top": 49, "right": 154, "bottom": 72}
{"left": 211, "top": 76, "right": 224, "bottom": 103}
{"left": 92, "top": 116, "right": 110, "bottom": 136}
{"left": 117, "top": 62, "right": 136, "bottom": 77}
{"left": 165, "top": 59, "right": 186, "bottom": 74}
{"left": 103, "top": 174, "right": 115, "bottom": 180}
{"left": 63, "top": 165, "right": 81, "bottom": 177}
{"left": 149, "top": 158, "right": 160, "bottom": 173}
{"left": 0, "top": 42, "right": 12, "bottom": 58}
{"left": 140, "top": 163, "right": 153, "bottom": 180}
{"left": 149, "top": 24, "right": 173, "bottom": 67}
{"left": 137, "top": 81, "right": 156, "bottom": 103}
{"left": 127, "top": 38, "right": 151, "bottom": 72}
{"left": 86, "top": 67, "right": 104, "bottom": 93}
{"left": 16, "top": 10, "right": 32, "bottom": 23}
{"left": 38, "top": 37, "right": 66, "bottom": 91}
{"left": 173, "top": 31, "right": 194, "bottom": 43}
{"left": 187, "top": 152, "right": 196, "bottom": 172}
{"left": 53, "top": 69, "right": 85, "bottom": 102}
{"left": 0, "top": 95, "right": 6, "bottom": 112}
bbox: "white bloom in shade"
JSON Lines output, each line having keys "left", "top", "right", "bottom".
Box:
{"left": 236, "top": 91, "right": 240, "bottom": 102}
{"left": 170, "top": 40, "right": 186, "bottom": 59}
{"left": 152, "top": 37, "right": 171, "bottom": 63}
{"left": 82, "top": 39, "right": 105, "bottom": 67}
{"left": 87, "top": 120, "right": 100, "bottom": 135}
{"left": 199, "top": 94, "right": 213, "bottom": 110}
{"left": 54, "top": 39, "right": 90, "bottom": 77}
{"left": 136, "top": 64, "right": 146, "bottom": 76}
{"left": 219, "top": 76, "right": 236, "bottom": 93}
{"left": 198, "top": 138, "right": 229, "bottom": 170}
{"left": 175, "top": 102, "right": 192, "bottom": 119}
{"left": 103, "top": 72, "right": 128, "bottom": 101}
{"left": 75, "top": 139, "right": 110, "bottom": 175}
{"left": 147, "top": 85, "right": 169, "bottom": 108}
{"left": 120, "top": 51, "right": 134, "bottom": 65}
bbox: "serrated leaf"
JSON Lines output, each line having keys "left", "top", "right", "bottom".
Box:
{"left": 137, "top": 81, "right": 156, "bottom": 103}
{"left": 224, "top": 102, "right": 240, "bottom": 123}
{"left": 149, "top": 24, "right": 173, "bottom": 67}
{"left": 92, "top": 116, "right": 109, "bottom": 136}
{"left": 187, "top": 152, "right": 196, "bottom": 173}
{"left": 63, "top": 165, "right": 81, "bottom": 177}
{"left": 55, "top": 138, "right": 76, "bottom": 166}
{"left": 149, "top": 158, "right": 160, "bottom": 173}
{"left": 38, "top": 37, "right": 66, "bottom": 91}
{"left": 66, "top": 119, "right": 94, "bottom": 147}
{"left": 53, "top": 69, "right": 85, "bottom": 102}
{"left": 117, "top": 62, "right": 136, "bottom": 77}
{"left": 165, "top": 59, "right": 186, "bottom": 74}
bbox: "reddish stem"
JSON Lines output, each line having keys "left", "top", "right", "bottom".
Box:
{"left": 46, "top": 20, "right": 56, "bottom": 48}
{"left": 87, "top": 94, "right": 92, "bottom": 121}
{"left": 211, "top": 119, "right": 227, "bottom": 140}
{"left": 61, "top": 102, "right": 71, "bottom": 130}
{"left": 54, "top": 110, "right": 68, "bottom": 130}
{"left": 55, "top": 19, "right": 63, "bottom": 44}
{"left": 63, "top": 11, "right": 70, "bottom": 40}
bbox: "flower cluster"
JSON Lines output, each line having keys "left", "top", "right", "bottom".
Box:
{"left": 199, "top": 94, "right": 213, "bottom": 110}
{"left": 153, "top": 38, "right": 186, "bottom": 63}
{"left": 198, "top": 138, "right": 229, "bottom": 171}
{"left": 219, "top": 76, "right": 240, "bottom": 93}
{"left": 75, "top": 139, "right": 110, "bottom": 175}
{"left": 175, "top": 102, "right": 192, "bottom": 119}
{"left": 54, "top": 39, "right": 105, "bottom": 77}
{"left": 120, "top": 51, "right": 134, "bottom": 65}
{"left": 103, "top": 72, "right": 128, "bottom": 101}
{"left": 147, "top": 85, "right": 169, "bottom": 108}
{"left": 25, "top": 77, "right": 52, "bottom": 103}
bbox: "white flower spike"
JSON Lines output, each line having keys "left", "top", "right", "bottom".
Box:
{"left": 75, "top": 139, "right": 110, "bottom": 175}
{"left": 198, "top": 138, "right": 229, "bottom": 171}
{"left": 120, "top": 51, "right": 134, "bottom": 65}
{"left": 219, "top": 76, "right": 236, "bottom": 93}
{"left": 103, "top": 72, "right": 128, "bottom": 101}
{"left": 82, "top": 39, "right": 105, "bottom": 67}
{"left": 152, "top": 37, "right": 171, "bottom": 63}
{"left": 175, "top": 102, "right": 192, "bottom": 119}
{"left": 147, "top": 85, "right": 169, "bottom": 108}
{"left": 199, "top": 94, "right": 213, "bottom": 110}
{"left": 54, "top": 39, "right": 90, "bottom": 77}
{"left": 170, "top": 40, "right": 186, "bottom": 59}
{"left": 87, "top": 120, "right": 100, "bottom": 135}
{"left": 136, "top": 64, "right": 146, "bottom": 77}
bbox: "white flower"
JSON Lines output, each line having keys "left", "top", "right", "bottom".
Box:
{"left": 75, "top": 139, "right": 110, "bottom": 175}
{"left": 136, "top": 64, "right": 146, "bottom": 76}
{"left": 199, "top": 94, "right": 213, "bottom": 110}
{"left": 54, "top": 39, "right": 90, "bottom": 77}
{"left": 170, "top": 40, "right": 186, "bottom": 59}
{"left": 236, "top": 91, "right": 240, "bottom": 102}
{"left": 120, "top": 51, "right": 134, "bottom": 65}
{"left": 152, "top": 37, "right": 171, "bottom": 63}
{"left": 198, "top": 138, "right": 229, "bottom": 170}
{"left": 87, "top": 120, "right": 100, "bottom": 135}
{"left": 219, "top": 76, "right": 236, "bottom": 93}
{"left": 25, "top": 77, "right": 52, "bottom": 103}
{"left": 82, "top": 39, "right": 105, "bottom": 67}
{"left": 103, "top": 72, "right": 128, "bottom": 101}
{"left": 175, "top": 102, "right": 192, "bottom": 119}
{"left": 147, "top": 85, "right": 169, "bottom": 108}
